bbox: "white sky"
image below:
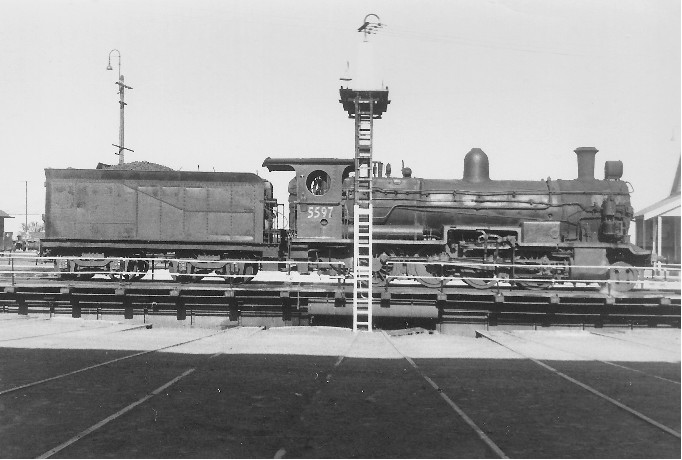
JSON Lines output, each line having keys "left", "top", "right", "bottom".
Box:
{"left": 0, "top": 0, "right": 679, "bottom": 234}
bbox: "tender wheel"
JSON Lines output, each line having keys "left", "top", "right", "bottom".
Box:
{"left": 236, "top": 263, "right": 257, "bottom": 284}
{"left": 222, "top": 262, "right": 258, "bottom": 284}
{"left": 110, "top": 259, "right": 149, "bottom": 281}
{"left": 603, "top": 262, "right": 639, "bottom": 292}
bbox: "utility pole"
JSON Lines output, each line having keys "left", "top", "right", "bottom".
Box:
{"left": 107, "top": 50, "right": 134, "bottom": 165}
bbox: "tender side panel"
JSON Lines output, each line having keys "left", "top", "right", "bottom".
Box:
{"left": 48, "top": 181, "right": 138, "bottom": 240}
{"left": 45, "top": 170, "right": 265, "bottom": 244}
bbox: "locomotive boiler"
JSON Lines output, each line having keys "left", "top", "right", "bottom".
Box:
{"left": 265, "top": 146, "right": 650, "bottom": 290}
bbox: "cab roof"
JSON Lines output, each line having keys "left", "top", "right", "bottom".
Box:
{"left": 262, "top": 157, "right": 355, "bottom": 172}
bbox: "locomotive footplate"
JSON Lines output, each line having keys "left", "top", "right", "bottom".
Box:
{"left": 0, "top": 279, "right": 679, "bottom": 328}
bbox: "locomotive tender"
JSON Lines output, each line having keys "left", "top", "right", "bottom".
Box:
{"left": 42, "top": 146, "right": 649, "bottom": 290}
{"left": 42, "top": 168, "right": 278, "bottom": 281}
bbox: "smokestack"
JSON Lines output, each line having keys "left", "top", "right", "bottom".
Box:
{"left": 574, "top": 147, "right": 598, "bottom": 180}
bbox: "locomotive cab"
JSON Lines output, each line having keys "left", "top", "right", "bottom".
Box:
{"left": 263, "top": 158, "right": 354, "bottom": 240}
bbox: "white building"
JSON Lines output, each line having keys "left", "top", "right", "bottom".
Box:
{"left": 0, "top": 210, "right": 13, "bottom": 250}
{"left": 634, "top": 158, "right": 681, "bottom": 265}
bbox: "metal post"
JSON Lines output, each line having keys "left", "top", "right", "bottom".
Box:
{"left": 17, "top": 297, "right": 27, "bottom": 316}
{"left": 281, "top": 291, "right": 291, "bottom": 322}
{"left": 656, "top": 216, "right": 663, "bottom": 275}
{"left": 71, "top": 298, "right": 81, "bottom": 318}
{"left": 107, "top": 49, "right": 133, "bottom": 164}
{"left": 176, "top": 298, "right": 186, "bottom": 321}
{"left": 118, "top": 75, "right": 125, "bottom": 164}
{"left": 124, "top": 297, "right": 133, "bottom": 320}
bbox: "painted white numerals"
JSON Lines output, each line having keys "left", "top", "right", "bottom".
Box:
{"left": 306, "top": 206, "right": 334, "bottom": 219}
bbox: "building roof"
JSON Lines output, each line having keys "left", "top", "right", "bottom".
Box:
{"left": 636, "top": 193, "right": 681, "bottom": 220}
{"left": 0, "top": 210, "right": 12, "bottom": 219}
{"left": 635, "top": 156, "right": 681, "bottom": 220}
{"left": 670, "top": 157, "right": 681, "bottom": 196}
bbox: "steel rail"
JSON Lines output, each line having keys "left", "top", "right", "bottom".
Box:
{"left": 272, "top": 332, "right": 362, "bottom": 459}
{"left": 37, "top": 368, "right": 196, "bottom": 459}
{"left": 32, "top": 325, "right": 263, "bottom": 458}
{"left": 500, "top": 331, "right": 680, "bottom": 385}
{"left": 0, "top": 324, "right": 118, "bottom": 343}
{"left": 588, "top": 331, "right": 681, "bottom": 354}
{"left": 476, "top": 330, "right": 681, "bottom": 439}
{"left": 380, "top": 330, "right": 509, "bottom": 459}
{"left": 0, "top": 328, "right": 230, "bottom": 397}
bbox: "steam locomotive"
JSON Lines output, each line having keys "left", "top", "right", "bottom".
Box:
{"left": 41, "top": 147, "right": 649, "bottom": 290}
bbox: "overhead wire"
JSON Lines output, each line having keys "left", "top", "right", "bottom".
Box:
{"left": 380, "top": 24, "right": 588, "bottom": 57}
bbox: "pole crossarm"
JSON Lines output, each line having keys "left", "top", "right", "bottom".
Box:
{"left": 111, "top": 144, "right": 134, "bottom": 153}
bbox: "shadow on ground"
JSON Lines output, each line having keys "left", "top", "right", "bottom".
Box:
{"left": 0, "top": 349, "right": 679, "bottom": 458}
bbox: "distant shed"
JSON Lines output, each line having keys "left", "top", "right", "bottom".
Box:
{"left": 634, "top": 158, "right": 681, "bottom": 264}
{"left": 0, "top": 209, "right": 13, "bottom": 250}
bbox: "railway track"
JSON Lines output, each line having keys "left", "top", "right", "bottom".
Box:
{"left": 382, "top": 329, "right": 680, "bottom": 458}
{"left": 475, "top": 330, "right": 680, "bottom": 438}
{"left": 273, "top": 328, "right": 681, "bottom": 458}
{"left": 0, "top": 321, "right": 263, "bottom": 458}
{"left": 1, "top": 254, "right": 679, "bottom": 328}
{"left": 0, "top": 321, "right": 678, "bottom": 458}
{"left": 380, "top": 330, "right": 509, "bottom": 458}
